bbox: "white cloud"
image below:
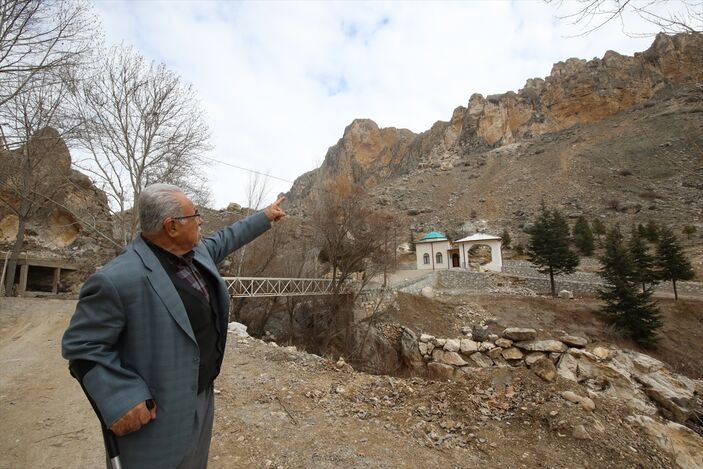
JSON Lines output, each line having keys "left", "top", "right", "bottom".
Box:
{"left": 93, "top": 0, "right": 679, "bottom": 208}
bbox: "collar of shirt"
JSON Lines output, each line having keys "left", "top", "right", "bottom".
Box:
{"left": 142, "top": 236, "right": 196, "bottom": 269}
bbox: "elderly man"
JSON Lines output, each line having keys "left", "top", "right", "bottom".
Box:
{"left": 62, "top": 183, "right": 285, "bottom": 468}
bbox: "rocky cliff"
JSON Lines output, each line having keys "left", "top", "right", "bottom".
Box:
{"left": 0, "top": 128, "right": 113, "bottom": 261}
{"left": 286, "top": 33, "right": 703, "bottom": 229}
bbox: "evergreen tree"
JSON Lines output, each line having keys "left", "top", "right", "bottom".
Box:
{"left": 599, "top": 228, "right": 662, "bottom": 348}
{"left": 573, "top": 216, "right": 595, "bottom": 256}
{"left": 501, "top": 228, "right": 511, "bottom": 248}
{"left": 655, "top": 226, "right": 694, "bottom": 300}
{"left": 644, "top": 220, "right": 659, "bottom": 242}
{"left": 592, "top": 218, "right": 606, "bottom": 246}
{"left": 527, "top": 206, "right": 579, "bottom": 297}
{"left": 682, "top": 225, "right": 696, "bottom": 240}
{"left": 628, "top": 226, "right": 658, "bottom": 293}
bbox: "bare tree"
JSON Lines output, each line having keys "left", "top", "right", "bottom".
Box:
{"left": 548, "top": 0, "right": 703, "bottom": 36}
{"left": 234, "top": 172, "right": 270, "bottom": 276}
{"left": 71, "top": 45, "right": 211, "bottom": 244}
{"left": 0, "top": 49, "right": 87, "bottom": 295}
{"left": 306, "top": 175, "right": 399, "bottom": 352}
{"left": 0, "top": 0, "right": 97, "bottom": 107}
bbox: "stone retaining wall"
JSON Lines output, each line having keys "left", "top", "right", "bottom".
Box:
{"left": 411, "top": 327, "right": 700, "bottom": 425}
{"left": 397, "top": 262, "right": 703, "bottom": 298}
{"left": 502, "top": 260, "right": 703, "bottom": 297}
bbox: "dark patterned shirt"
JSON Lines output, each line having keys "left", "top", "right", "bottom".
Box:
{"left": 143, "top": 238, "right": 210, "bottom": 302}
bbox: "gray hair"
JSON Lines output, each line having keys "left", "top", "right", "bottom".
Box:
{"left": 139, "top": 183, "right": 185, "bottom": 234}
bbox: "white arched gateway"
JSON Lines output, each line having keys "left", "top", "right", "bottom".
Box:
{"left": 453, "top": 233, "right": 503, "bottom": 272}
{"left": 415, "top": 231, "right": 503, "bottom": 272}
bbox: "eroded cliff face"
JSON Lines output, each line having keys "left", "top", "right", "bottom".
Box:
{"left": 452, "top": 33, "right": 703, "bottom": 147}
{"left": 0, "top": 128, "right": 112, "bottom": 255}
{"left": 287, "top": 33, "right": 703, "bottom": 208}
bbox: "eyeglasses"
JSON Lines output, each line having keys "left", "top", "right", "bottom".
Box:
{"left": 172, "top": 211, "right": 201, "bottom": 221}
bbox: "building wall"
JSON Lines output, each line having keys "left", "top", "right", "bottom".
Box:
{"left": 416, "top": 240, "right": 450, "bottom": 270}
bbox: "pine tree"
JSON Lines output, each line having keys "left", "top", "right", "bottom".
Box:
{"left": 573, "top": 216, "right": 595, "bottom": 256}
{"left": 501, "top": 228, "right": 511, "bottom": 248}
{"left": 628, "top": 226, "right": 658, "bottom": 293}
{"left": 599, "top": 228, "right": 662, "bottom": 348}
{"left": 682, "top": 225, "right": 696, "bottom": 240}
{"left": 655, "top": 226, "right": 694, "bottom": 300}
{"left": 644, "top": 220, "right": 659, "bottom": 242}
{"left": 592, "top": 218, "right": 606, "bottom": 246}
{"left": 528, "top": 206, "right": 579, "bottom": 297}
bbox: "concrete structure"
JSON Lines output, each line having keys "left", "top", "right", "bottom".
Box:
{"left": 1, "top": 252, "right": 77, "bottom": 296}
{"left": 415, "top": 232, "right": 503, "bottom": 272}
{"left": 453, "top": 233, "right": 503, "bottom": 272}
{"left": 415, "top": 232, "right": 451, "bottom": 271}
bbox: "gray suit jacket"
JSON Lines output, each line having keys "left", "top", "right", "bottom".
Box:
{"left": 62, "top": 211, "right": 271, "bottom": 469}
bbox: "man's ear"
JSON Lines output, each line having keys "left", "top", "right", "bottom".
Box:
{"left": 164, "top": 219, "right": 178, "bottom": 237}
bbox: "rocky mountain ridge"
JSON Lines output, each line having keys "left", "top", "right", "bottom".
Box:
{"left": 286, "top": 33, "right": 703, "bottom": 241}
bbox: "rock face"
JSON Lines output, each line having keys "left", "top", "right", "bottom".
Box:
{"left": 0, "top": 127, "right": 112, "bottom": 255}
{"left": 286, "top": 33, "right": 703, "bottom": 210}
{"left": 627, "top": 415, "right": 703, "bottom": 469}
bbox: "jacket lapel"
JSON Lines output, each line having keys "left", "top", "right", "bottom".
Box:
{"left": 132, "top": 236, "right": 196, "bottom": 344}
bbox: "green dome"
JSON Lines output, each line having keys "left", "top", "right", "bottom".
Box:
{"left": 419, "top": 231, "right": 447, "bottom": 241}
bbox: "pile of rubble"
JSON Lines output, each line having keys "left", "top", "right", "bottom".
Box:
{"left": 409, "top": 327, "right": 702, "bottom": 427}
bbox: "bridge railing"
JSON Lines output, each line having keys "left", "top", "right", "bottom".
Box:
{"left": 223, "top": 277, "right": 351, "bottom": 298}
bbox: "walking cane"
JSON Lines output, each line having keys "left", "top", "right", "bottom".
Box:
{"left": 68, "top": 361, "right": 122, "bottom": 469}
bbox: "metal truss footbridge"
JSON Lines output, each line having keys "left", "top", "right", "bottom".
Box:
{"left": 223, "top": 277, "right": 350, "bottom": 298}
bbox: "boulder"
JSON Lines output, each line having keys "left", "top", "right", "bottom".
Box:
{"left": 572, "top": 424, "right": 591, "bottom": 440}
{"left": 501, "top": 327, "right": 537, "bottom": 341}
{"left": 428, "top": 362, "right": 456, "bottom": 381}
{"left": 460, "top": 339, "right": 479, "bottom": 354}
{"left": 479, "top": 341, "right": 496, "bottom": 352}
{"left": 561, "top": 391, "right": 595, "bottom": 411}
{"left": 471, "top": 325, "right": 489, "bottom": 341}
{"left": 558, "top": 290, "right": 574, "bottom": 299}
{"left": 495, "top": 338, "right": 513, "bottom": 348}
{"left": 421, "top": 286, "right": 435, "bottom": 298}
{"left": 592, "top": 347, "right": 610, "bottom": 360}
{"left": 626, "top": 415, "right": 703, "bottom": 469}
{"left": 443, "top": 339, "right": 461, "bottom": 352}
{"left": 469, "top": 352, "right": 494, "bottom": 368}
{"left": 400, "top": 327, "right": 425, "bottom": 372}
{"left": 432, "top": 349, "right": 468, "bottom": 366}
{"left": 228, "top": 322, "right": 249, "bottom": 337}
{"left": 487, "top": 347, "right": 503, "bottom": 360}
{"left": 502, "top": 347, "right": 524, "bottom": 360}
{"left": 561, "top": 335, "right": 588, "bottom": 348}
{"left": 419, "top": 342, "right": 429, "bottom": 356}
{"left": 419, "top": 333, "right": 435, "bottom": 343}
{"left": 525, "top": 352, "right": 547, "bottom": 367}
{"left": 636, "top": 370, "right": 696, "bottom": 423}
{"left": 515, "top": 340, "right": 567, "bottom": 353}
{"left": 532, "top": 357, "right": 557, "bottom": 382}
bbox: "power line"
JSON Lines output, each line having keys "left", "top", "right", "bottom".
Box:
{"left": 200, "top": 155, "right": 294, "bottom": 184}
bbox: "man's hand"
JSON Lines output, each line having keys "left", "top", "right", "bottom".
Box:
{"left": 264, "top": 196, "right": 286, "bottom": 222}
{"left": 110, "top": 400, "right": 157, "bottom": 436}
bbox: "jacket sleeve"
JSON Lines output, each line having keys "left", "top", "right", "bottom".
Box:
{"left": 62, "top": 271, "right": 152, "bottom": 428}
{"left": 201, "top": 210, "right": 271, "bottom": 265}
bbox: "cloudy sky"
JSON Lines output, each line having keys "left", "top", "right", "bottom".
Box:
{"left": 93, "top": 1, "right": 684, "bottom": 209}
